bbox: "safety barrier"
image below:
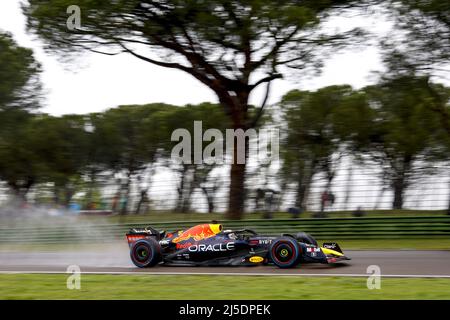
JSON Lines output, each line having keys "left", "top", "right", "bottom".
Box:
{"left": 0, "top": 215, "right": 449, "bottom": 244}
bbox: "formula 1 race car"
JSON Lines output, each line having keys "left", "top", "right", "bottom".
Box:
{"left": 126, "top": 223, "right": 350, "bottom": 268}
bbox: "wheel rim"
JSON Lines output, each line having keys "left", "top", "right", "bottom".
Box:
{"left": 272, "top": 241, "right": 296, "bottom": 264}
{"left": 134, "top": 244, "right": 151, "bottom": 262}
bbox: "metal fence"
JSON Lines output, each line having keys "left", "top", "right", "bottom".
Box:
{"left": 1, "top": 158, "right": 449, "bottom": 214}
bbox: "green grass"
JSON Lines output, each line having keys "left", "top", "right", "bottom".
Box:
{"left": 0, "top": 274, "right": 449, "bottom": 300}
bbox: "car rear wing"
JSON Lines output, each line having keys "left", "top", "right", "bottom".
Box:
{"left": 125, "top": 232, "right": 152, "bottom": 248}
{"left": 126, "top": 226, "right": 161, "bottom": 247}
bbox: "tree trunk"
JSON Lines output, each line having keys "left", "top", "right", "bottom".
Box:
{"left": 206, "top": 193, "right": 215, "bottom": 213}
{"left": 8, "top": 177, "right": 35, "bottom": 205}
{"left": 120, "top": 172, "right": 132, "bottom": 215}
{"left": 392, "top": 172, "right": 408, "bottom": 210}
{"left": 181, "top": 194, "right": 191, "bottom": 213}
{"left": 295, "top": 177, "right": 307, "bottom": 211}
{"left": 392, "top": 178, "right": 405, "bottom": 210}
{"left": 176, "top": 165, "right": 191, "bottom": 213}
{"left": 294, "top": 160, "right": 315, "bottom": 212}
{"left": 225, "top": 95, "right": 249, "bottom": 220}
{"left": 228, "top": 162, "right": 246, "bottom": 219}
{"left": 319, "top": 164, "right": 335, "bottom": 217}
{"left": 134, "top": 167, "right": 154, "bottom": 215}
{"left": 111, "top": 189, "right": 120, "bottom": 214}
{"left": 201, "top": 187, "right": 215, "bottom": 213}
{"left": 7, "top": 179, "right": 33, "bottom": 204}
{"left": 343, "top": 164, "right": 353, "bottom": 211}
{"left": 135, "top": 190, "right": 147, "bottom": 214}
{"left": 447, "top": 178, "right": 450, "bottom": 215}
{"left": 63, "top": 185, "right": 75, "bottom": 208}
{"left": 207, "top": 197, "right": 214, "bottom": 213}
{"left": 276, "top": 181, "right": 287, "bottom": 212}
{"left": 53, "top": 184, "right": 61, "bottom": 206}
{"left": 85, "top": 170, "right": 96, "bottom": 210}
{"left": 391, "top": 155, "right": 412, "bottom": 210}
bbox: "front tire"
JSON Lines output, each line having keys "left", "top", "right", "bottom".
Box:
{"left": 130, "top": 238, "right": 161, "bottom": 268}
{"left": 269, "top": 237, "right": 301, "bottom": 268}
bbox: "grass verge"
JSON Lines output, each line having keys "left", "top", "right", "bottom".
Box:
{"left": 0, "top": 274, "right": 449, "bottom": 300}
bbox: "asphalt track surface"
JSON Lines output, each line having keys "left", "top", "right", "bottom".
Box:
{"left": 0, "top": 242, "right": 449, "bottom": 278}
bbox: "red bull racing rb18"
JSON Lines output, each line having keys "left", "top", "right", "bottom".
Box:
{"left": 126, "top": 223, "right": 350, "bottom": 268}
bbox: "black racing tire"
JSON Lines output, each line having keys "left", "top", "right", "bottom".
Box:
{"left": 269, "top": 237, "right": 301, "bottom": 269}
{"left": 295, "top": 232, "right": 318, "bottom": 246}
{"left": 130, "top": 238, "right": 162, "bottom": 268}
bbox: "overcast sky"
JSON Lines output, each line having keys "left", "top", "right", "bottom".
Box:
{"left": 0, "top": 0, "right": 394, "bottom": 116}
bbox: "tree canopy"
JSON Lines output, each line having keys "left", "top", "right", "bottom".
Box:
{"left": 23, "top": 0, "right": 370, "bottom": 218}
{"left": 280, "top": 85, "right": 354, "bottom": 211}
{"left": 0, "top": 32, "right": 43, "bottom": 199}
{"left": 357, "top": 76, "right": 446, "bottom": 209}
{"left": 383, "top": 0, "right": 449, "bottom": 76}
{"left": 0, "top": 31, "right": 42, "bottom": 111}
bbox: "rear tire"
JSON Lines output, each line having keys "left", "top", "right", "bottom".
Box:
{"left": 269, "top": 237, "right": 301, "bottom": 268}
{"left": 130, "top": 238, "right": 161, "bottom": 268}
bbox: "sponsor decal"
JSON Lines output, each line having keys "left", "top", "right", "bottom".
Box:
{"left": 306, "top": 247, "right": 321, "bottom": 253}
{"left": 126, "top": 235, "right": 147, "bottom": 243}
{"left": 173, "top": 224, "right": 222, "bottom": 243}
{"left": 249, "top": 256, "right": 264, "bottom": 263}
{"left": 188, "top": 242, "right": 235, "bottom": 252}
{"left": 249, "top": 239, "right": 272, "bottom": 246}
{"left": 176, "top": 242, "right": 193, "bottom": 249}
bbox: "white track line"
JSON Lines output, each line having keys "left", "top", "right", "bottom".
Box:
{"left": 1, "top": 270, "right": 450, "bottom": 278}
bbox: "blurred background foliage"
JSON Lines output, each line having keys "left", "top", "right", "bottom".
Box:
{"left": 0, "top": 1, "right": 449, "bottom": 218}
